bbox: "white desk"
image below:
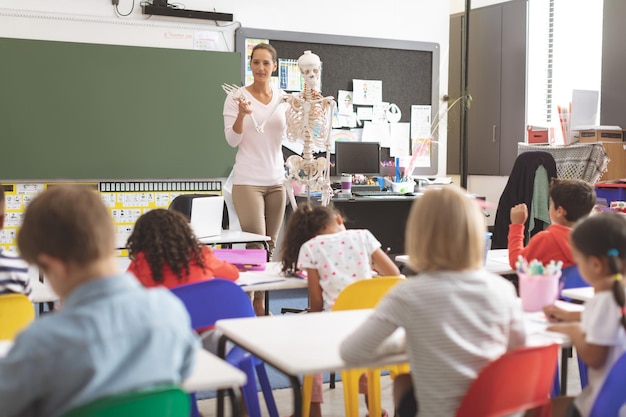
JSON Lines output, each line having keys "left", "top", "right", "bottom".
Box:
{"left": 216, "top": 308, "right": 567, "bottom": 417}
{"left": 560, "top": 287, "right": 593, "bottom": 302}
{"left": 0, "top": 341, "right": 245, "bottom": 394}
{"left": 395, "top": 249, "right": 516, "bottom": 276}
{"left": 199, "top": 230, "right": 270, "bottom": 249}
{"left": 116, "top": 230, "right": 270, "bottom": 251}
{"left": 30, "top": 280, "right": 58, "bottom": 305}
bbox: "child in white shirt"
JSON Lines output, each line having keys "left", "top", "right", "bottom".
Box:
{"left": 544, "top": 212, "right": 626, "bottom": 417}
{"left": 280, "top": 203, "right": 400, "bottom": 417}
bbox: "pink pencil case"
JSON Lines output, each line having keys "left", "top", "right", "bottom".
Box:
{"left": 212, "top": 249, "right": 267, "bottom": 271}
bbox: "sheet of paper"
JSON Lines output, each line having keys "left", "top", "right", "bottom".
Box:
{"left": 372, "top": 102, "right": 389, "bottom": 123}
{"left": 193, "top": 31, "right": 219, "bottom": 51}
{"left": 362, "top": 121, "right": 390, "bottom": 143}
{"left": 410, "top": 105, "right": 432, "bottom": 139}
{"left": 352, "top": 79, "right": 382, "bottom": 105}
{"left": 356, "top": 106, "right": 373, "bottom": 121}
{"left": 389, "top": 123, "right": 410, "bottom": 156}
{"left": 331, "top": 129, "right": 363, "bottom": 153}
{"left": 337, "top": 90, "right": 354, "bottom": 115}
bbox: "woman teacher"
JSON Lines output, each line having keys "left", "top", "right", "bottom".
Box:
{"left": 223, "top": 43, "right": 288, "bottom": 316}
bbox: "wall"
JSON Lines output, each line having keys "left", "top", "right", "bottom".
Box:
{"left": 0, "top": 0, "right": 451, "bottom": 177}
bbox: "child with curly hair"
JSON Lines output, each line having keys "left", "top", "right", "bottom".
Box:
{"left": 127, "top": 208, "right": 239, "bottom": 287}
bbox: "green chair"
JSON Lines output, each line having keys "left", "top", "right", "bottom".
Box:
{"left": 60, "top": 385, "right": 190, "bottom": 417}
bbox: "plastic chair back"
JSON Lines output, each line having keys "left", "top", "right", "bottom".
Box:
{"left": 0, "top": 293, "right": 35, "bottom": 340}
{"left": 560, "top": 265, "right": 588, "bottom": 292}
{"left": 170, "top": 279, "right": 278, "bottom": 417}
{"left": 589, "top": 351, "right": 626, "bottom": 417}
{"left": 455, "top": 344, "right": 559, "bottom": 417}
{"left": 171, "top": 278, "right": 256, "bottom": 329}
{"left": 60, "top": 384, "right": 189, "bottom": 417}
{"left": 307, "top": 277, "right": 405, "bottom": 417}
{"left": 331, "top": 277, "right": 404, "bottom": 312}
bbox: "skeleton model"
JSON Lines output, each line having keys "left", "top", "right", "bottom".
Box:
{"left": 283, "top": 51, "right": 336, "bottom": 205}
{"left": 222, "top": 51, "right": 336, "bottom": 205}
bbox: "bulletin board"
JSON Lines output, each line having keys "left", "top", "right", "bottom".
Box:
{"left": 235, "top": 28, "right": 440, "bottom": 175}
{"left": 0, "top": 37, "right": 240, "bottom": 180}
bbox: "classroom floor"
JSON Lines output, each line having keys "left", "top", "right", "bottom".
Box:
{"left": 197, "top": 353, "right": 584, "bottom": 417}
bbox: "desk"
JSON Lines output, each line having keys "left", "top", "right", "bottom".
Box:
{"left": 216, "top": 308, "right": 568, "bottom": 417}
{"left": 0, "top": 341, "right": 246, "bottom": 403}
{"left": 116, "top": 230, "right": 271, "bottom": 251}
{"left": 395, "top": 249, "right": 516, "bottom": 276}
{"left": 293, "top": 195, "right": 417, "bottom": 257}
{"left": 560, "top": 287, "right": 593, "bottom": 302}
{"left": 111, "top": 259, "right": 307, "bottom": 313}
{"left": 198, "top": 230, "right": 270, "bottom": 249}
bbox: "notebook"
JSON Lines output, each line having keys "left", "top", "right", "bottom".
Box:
{"left": 189, "top": 195, "right": 224, "bottom": 238}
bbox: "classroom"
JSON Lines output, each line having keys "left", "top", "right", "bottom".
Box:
{"left": 1, "top": 0, "right": 625, "bottom": 416}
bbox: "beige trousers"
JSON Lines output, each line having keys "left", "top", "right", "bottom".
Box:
{"left": 232, "top": 184, "right": 286, "bottom": 300}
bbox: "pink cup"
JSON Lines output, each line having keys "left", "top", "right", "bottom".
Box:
{"left": 518, "top": 272, "right": 561, "bottom": 312}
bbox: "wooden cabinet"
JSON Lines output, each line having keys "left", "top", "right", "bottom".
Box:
{"left": 447, "top": 0, "right": 527, "bottom": 175}
{"left": 600, "top": 142, "right": 626, "bottom": 181}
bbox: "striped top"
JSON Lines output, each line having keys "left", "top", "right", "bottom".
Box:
{"left": 0, "top": 248, "right": 31, "bottom": 297}
{"left": 340, "top": 269, "right": 525, "bottom": 417}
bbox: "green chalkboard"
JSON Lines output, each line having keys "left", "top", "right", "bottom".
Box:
{"left": 0, "top": 37, "right": 241, "bottom": 180}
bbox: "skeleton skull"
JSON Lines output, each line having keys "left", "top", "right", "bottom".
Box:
{"left": 298, "top": 50, "right": 321, "bottom": 90}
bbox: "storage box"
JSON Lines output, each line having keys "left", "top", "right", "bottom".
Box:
{"left": 595, "top": 181, "right": 626, "bottom": 206}
{"left": 212, "top": 249, "right": 267, "bottom": 271}
{"left": 579, "top": 129, "right": 623, "bottom": 143}
{"left": 527, "top": 125, "right": 549, "bottom": 144}
{"left": 384, "top": 178, "right": 415, "bottom": 193}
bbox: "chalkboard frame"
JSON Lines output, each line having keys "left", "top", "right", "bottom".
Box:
{"left": 235, "top": 28, "right": 440, "bottom": 176}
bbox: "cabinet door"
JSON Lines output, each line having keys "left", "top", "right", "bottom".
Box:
{"left": 446, "top": 14, "right": 463, "bottom": 175}
{"left": 499, "top": 0, "right": 527, "bottom": 175}
{"left": 467, "top": 4, "right": 502, "bottom": 175}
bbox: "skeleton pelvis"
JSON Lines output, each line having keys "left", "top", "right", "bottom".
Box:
{"left": 286, "top": 155, "right": 327, "bottom": 179}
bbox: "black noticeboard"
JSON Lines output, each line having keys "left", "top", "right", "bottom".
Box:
{"left": 235, "top": 28, "right": 440, "bottom": 176}
{"left": 0, "top": 37, "right": 241, "bottom": 180}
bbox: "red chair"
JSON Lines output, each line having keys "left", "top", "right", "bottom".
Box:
{"left": 455, "top": 344, "right": 559, "bottom": 417}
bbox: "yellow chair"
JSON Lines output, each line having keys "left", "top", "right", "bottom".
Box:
{"left": 302, "top": 277, "right": 409, "bottom": 417}
{"left": 0, "top": 293, "right": 35, "bottom": 340}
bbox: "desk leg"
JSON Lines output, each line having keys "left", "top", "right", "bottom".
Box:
{"left": 217, "top": 335, "right": 229, "bottom": 417}
{"left": 289, "top": 375, "right": 303, "bottom": 417}
{"left": 264, "top": 291, "right": 270, "bottom": 316}
{"left": 227, "top": 388, "right": 240, "bottom": 417}
{"left": 560, "top": 347, "right": 570, "bottom": 395}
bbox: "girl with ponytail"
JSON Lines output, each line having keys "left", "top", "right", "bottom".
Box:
{"left": 544, "top": 212, "right": 626, "bottom": 417}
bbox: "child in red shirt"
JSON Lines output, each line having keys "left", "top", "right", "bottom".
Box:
{"left": 507, "top": 179, "right": 595, "bottom": 269}
{"left": 127, "top": 209, "right": 239, "bottom": 287}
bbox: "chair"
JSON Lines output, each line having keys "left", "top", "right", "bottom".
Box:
{"left": 492, "top": 151, "right": 557, "bottom": 249}
{"left": 455, "top": 344, "right": 559, "bottom": 417}
{"left": 302, "top": 277, "right": 408, "bottom": 417}
{"left": 589, "top": 351, "right": 626, "bottom": 417}
{"left": 0, "top": 293, "right": 35, "bottom": 340}
{"left": 170, "top": 279, "right": 278, "bottom": 417}
{"left": 60, "top": 384, "right": 189, "bottom": 417}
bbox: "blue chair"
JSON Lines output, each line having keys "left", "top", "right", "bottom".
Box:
{"left": 170, "top": 279, "right": 278, "bottom": 417}
{"left": 589, "top": 351, "right": 626, "bottom": 417}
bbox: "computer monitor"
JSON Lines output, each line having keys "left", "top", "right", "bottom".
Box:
{"left": 334, "top": 141, "right": 381, "bottom": 176}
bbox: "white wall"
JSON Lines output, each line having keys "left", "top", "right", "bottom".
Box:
{"left": 0, "top": 0, "right": 451, "bottom": 177}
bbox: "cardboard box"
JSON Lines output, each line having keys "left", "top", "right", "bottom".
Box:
{"left": 579, "top": 129, "right": 623, "bottom": 143}
{"left": 527, "top": 125, "right": 549, "bottom": 144}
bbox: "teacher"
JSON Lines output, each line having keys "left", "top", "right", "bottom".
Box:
{"left": 223, "top": 43, "right": 288, "bottom": 316}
